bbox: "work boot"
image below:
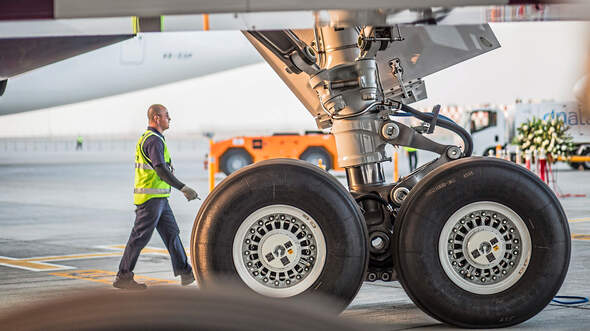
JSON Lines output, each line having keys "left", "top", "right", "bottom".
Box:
{"left": 180, "top": 271, "right": 195, "bottom": 286}
{"left": 113, "top": 272, "right": 147, "bottom": 290}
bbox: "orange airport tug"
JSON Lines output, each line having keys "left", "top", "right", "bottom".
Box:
{"left": 207, "top": 132, "right": 341, "bottom": 175}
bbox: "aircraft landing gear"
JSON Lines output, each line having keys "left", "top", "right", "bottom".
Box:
{"left": 190, "top": 159, "right": 368, "bottom": 312}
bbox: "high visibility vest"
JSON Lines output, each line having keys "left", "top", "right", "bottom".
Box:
{"left": 403, "top": 147, "right": 417, "bottom": 152}
{"left": 133, "top": 130, "right": 171, "bottom": 205}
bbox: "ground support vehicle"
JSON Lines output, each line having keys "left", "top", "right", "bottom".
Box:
{"left": 191, "top": 24, "right": 571, "bottom": 328}
{"left": 208, "top": 132, "right": 341, "bottom": 175}
{"left": 461, "top": 102, "right": 590, "bottom": 168}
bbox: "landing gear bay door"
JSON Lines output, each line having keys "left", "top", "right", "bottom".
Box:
{"left": 244, "top": 24, "right": 500, "bottom": 129}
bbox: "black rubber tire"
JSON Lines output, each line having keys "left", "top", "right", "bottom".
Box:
{"left": 0, "top": 287, "right": 364, "bottom": 331}
{"left": 219, "top": 147, "right": 253, "bottom": 175}
{"left": 299, "top": 146, "right": 333, "bottom": 170}
{"left": 191, "top": 158, "right": 368, "bottom": 312}
{"left": 393, "top": 157, "right": 570, "bottom": 328}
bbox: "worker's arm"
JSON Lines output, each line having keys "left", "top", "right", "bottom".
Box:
{"left": 144, "top": 133, "right": 199, "bottom": 201}
{"left": 153, "top": 164, "right": 185, "bottom": 190}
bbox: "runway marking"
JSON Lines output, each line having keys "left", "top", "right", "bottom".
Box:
{"left": 569, "top": 217, "right": 590, "bottom": 223}
{"left": 572, "top": 234, "right": 590, "bottom": 241}
{"left": 0, "top": 245, "right": 185, "bottom": 272}
{"left": 0, "top": 256, "right": 75, "bottom": 272}
{"left": 49, "top": 269, "right": 175, "bottom": 286}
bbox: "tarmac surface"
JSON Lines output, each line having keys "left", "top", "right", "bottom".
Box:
{"left": 0, "top": 145, "right": 589, "bottom": 330}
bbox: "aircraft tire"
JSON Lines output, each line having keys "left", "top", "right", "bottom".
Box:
{"left": 191, "top": 158, "right": 368, "bottom": 312}
{"left": 393, "top": 157, "right": 570, "bottom": 328}
{"left": 0, "top": 287, "right": 364, "bottom": 331}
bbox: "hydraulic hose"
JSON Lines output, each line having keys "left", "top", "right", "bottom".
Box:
{"left": 399, "top": 103, "right": 473, "bottom": 157}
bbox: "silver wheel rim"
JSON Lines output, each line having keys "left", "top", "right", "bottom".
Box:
{"left": 438, "top": 201, "right": 532, "bottom": 294}
{"left": 233, "top": 205, "right": 327, "bottom": 298}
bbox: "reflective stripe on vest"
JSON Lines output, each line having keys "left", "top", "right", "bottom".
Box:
{"left": 135, "top": 163, "right": 153, "bottom": 170}
{"left": 134, "top": 187, "right": 171, "bottom": 194}
{"left": 133, "top": 130, "right": 172, "bottom": 205}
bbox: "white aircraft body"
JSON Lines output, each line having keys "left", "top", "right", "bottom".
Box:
{"left": 1, "top": 1, "right": 589, "bottom": 329}
{"left": 0, "top": 31, "right": 261, "bottom": 115}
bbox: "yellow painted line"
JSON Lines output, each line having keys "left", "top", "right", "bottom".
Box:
{"left": 49, "top": 269, "right": 175, "bottom": 286}
{"left": 24, "top": 252, "right": 122, "bottom": 262}
{"left": 0, "top": 257, "right": 67, "bottom": 271}
{"left": 572, "top": 234, "right": 590, "bottom": 241}
{"left": 107, "top": 245, "right": 189, "bottom": 256}
{"left": 569, "top": 217, "right": 590, "bottom": 223}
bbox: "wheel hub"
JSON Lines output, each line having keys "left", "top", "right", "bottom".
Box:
{"left": 439, "top": 202, "right": 531, "bottom": 294}
{"left": 233, "top": 205, "right": 326, "bottom": 297}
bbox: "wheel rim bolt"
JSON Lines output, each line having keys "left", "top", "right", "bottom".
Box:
{"left": 301, "top": 225, "right": 306, "bottom": 229}
{"left": 493, "top": 214, "right": 497, "bottom": 218}
{"left": 307, "top": 234, "right": 312, "bottom": 239}
{"left": 246, "top": 239, "right": 251, "bottom": 244}
{"left": 263, "top": 278, "right": 268, "bottom": 282}
{"left": 280, "top": 215, "right": 285, "bottom": 220}
{"left": 452, "top": 261, "right": 457, "bottom": 266}
{"left": 296, "top": 275, "right": 302, "bottom": 280}
{"left": 291, "top": 219, "right": 295, "bottom": 223}
{"left": 304, "top": 267, "right": 309, "bottom": 272}
{"left": 492, "top": 276, "right": 497, "bottom": 280}
{"left": 502, "top": 220, "right": 507, "bottom": 224}
{"left": 449, "top": 240, "right": 453, "bottom": 243}
{"left": 258, "top": 220, "right": 263, "bottom": 225}
{"left": 286, "top": 280, "right": 291, "bottom": 285}
{"left": 250, "top": 229, "right": 255, "bottom": 233}
{"left": 482, "top": 212, "right": 486, "bottom": 216}
{"left": 470, "top": 214, "right": 474, "bottom": 218}
{"left": 245, "top": 251, "right": 249, "bottom": 255}
{"left": 514, "top": 239, "right": 519, "bottom": 244}
{"left": 247, "top": 262, "right": 252, "bottom": 267}
{"left": 514, "top": 251, "right": 518, "bottom": 255}
{"left": 274, "top": 281, "right": 280, "bottom": 286}
{"left": 510, "top": 228, "right": 515, "bottom": 233}
{"left": 470, "top": 276, "right": 475, "bottom": 280}
{"left": 509, "top": 261, "right": 515, "bottom": 266}
{"left": 253, "top": 271, "right": 259, "bottom": 276}
{"left": 481, "top": 278, "right": 486, "bottom": 282}
{"left": 502, "top": 270, "right": 507, "bottom": 274}
{"left": 309, "top": 257, "right": 314, "bottom": 261}
{"left": 269, "top": 216, "right": 274, "bottom": 221}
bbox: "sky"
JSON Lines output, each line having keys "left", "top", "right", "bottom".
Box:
{"left": 0, "top": 21, "right": 589, "bottom": 138}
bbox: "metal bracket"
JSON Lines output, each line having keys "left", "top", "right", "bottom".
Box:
{"left": 380, "top": 120, "right": 448, "bottom": 156}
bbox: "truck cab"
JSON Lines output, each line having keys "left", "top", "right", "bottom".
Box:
{"left": 463, "top": 108, "right": 506, "bottom": 156}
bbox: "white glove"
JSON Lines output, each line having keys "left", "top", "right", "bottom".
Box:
{"left": 181, "top": 186, "right": 199, "bottom": 201}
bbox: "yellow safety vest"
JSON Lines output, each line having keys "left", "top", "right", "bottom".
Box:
{"left": 133, "top": 130, "right": 171, "bottom": 205}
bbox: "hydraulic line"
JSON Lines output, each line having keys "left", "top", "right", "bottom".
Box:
{"left": 399, "top": 103, "right": 474, "bottom": 157}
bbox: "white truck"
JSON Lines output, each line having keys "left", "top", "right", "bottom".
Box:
{"left": 462, "top": 102, "right": 590, "bottom": 169}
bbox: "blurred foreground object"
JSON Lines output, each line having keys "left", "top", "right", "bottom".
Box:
{"left": 0, "top": 286, "right": 363, "bottom": 331}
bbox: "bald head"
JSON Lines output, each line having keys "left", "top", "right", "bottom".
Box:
{"left": 148, "top": 104, "right": 167, "bottom": 122}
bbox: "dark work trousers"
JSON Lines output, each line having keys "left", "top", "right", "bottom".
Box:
{"left": 408, "top": 151, "right": 418, "bottom": 171}
{"left": 118, "top": 197, "right": 191, "bottom": 277}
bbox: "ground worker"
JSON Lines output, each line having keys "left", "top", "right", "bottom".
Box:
{"left": 404, "top": 146, "right": 418, "bottom": 171}
{"left": 113, "top": 104, "right": 199, "bottom": 290}
{"left": 75, "top": 135, "right": 83, "bottom": 150}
